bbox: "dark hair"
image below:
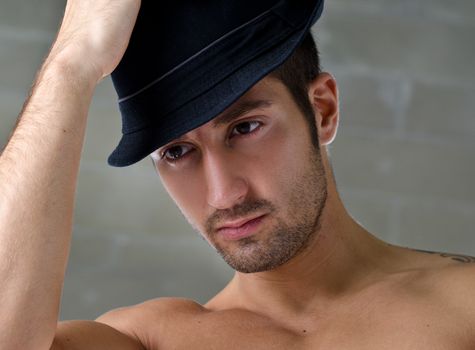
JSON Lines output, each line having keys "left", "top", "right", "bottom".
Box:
{"left": 269, "top": 32, "right": 321, "bottom": 149}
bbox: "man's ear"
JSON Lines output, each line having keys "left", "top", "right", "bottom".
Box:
{"left": 308, "top": 72, "right": 339, "bottom": 146}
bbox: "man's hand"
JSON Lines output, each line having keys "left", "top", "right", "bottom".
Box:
{"left": 50, "top": 0, "right": 141, "bottom": 82}
{"left": 0, "top": 1, "right": 140, "bottom": 350}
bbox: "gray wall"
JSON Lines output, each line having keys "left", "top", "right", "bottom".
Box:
{"left": 0, "top": 0, "right": 474, "bottom": 320}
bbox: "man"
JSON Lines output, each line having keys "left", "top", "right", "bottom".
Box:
{"left": 0, "top": 0, "right": 474, "bottom": 349}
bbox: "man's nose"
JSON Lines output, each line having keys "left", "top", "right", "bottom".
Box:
{"left": 203, "top": 150, "right": 249, "bottom": 210}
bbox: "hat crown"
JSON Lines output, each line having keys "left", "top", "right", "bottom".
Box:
{"left": 112, "top": 0, "right": 280, "bottom": 99}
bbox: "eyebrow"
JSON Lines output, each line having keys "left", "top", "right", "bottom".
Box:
{"left": 211, "top": 99, "right": 273, "bottom": 128}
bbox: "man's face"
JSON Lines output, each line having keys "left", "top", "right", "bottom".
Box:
{"left": 152, "top": 77, "right": 328, "bottom": 273}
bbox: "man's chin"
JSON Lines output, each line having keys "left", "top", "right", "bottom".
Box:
{"left": 216, "top": 244, "right": 291, "bottom": 274}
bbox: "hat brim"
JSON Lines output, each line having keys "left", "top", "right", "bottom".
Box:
{"left": 108, "top": 1, "right": 324, "bottom": 167}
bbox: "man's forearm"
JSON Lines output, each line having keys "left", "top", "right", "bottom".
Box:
{"left": 0, "top": 53, "right": 97, "bottom": 350}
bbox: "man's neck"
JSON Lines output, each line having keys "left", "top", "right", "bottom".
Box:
{"left": 226, "top": 189, "right": 398, "bottom": 320}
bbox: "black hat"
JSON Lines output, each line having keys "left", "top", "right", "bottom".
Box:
{"left": 108, "top": 0, "right": 324, "bottom": 167}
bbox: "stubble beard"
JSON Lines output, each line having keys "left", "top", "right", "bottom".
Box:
{"left": 207, "top": 146, "right": 328, "bottom": 273}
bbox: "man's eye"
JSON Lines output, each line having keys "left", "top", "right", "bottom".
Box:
{"left": 230, "top": 121, "right": 261, "bottom": 137}
{"left": 162, "top": 144, "right": 193, "bottom": 162}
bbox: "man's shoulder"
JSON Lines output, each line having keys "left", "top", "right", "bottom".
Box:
{"left": 134, "top": 296, "right": 205, "bottom": 313}
{"left": 424, "top": 256, "right": 475, "bottom": 306}
{"left": 53, "top": 298, "right": 204, "bottom": 350}
{"left": 97, "top": 296, "right": 205, "bottom": 325}
{"left": 397, "top": 249, "right": 475, "bottom": 325}
{"left": 399, "top": 248, "right": 475, "bottom": 288}
{"left": 426, "top": 256, "right": 475, "bottom": 337}
{"left": 95, "top": 297, "right": 206, "bottom": 346}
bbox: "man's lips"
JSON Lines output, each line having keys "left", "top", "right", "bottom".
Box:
{"left": 216, "top": 214, "right": 266, "bottom": 231}
{"left": 215, "top": 214, "right": 267, "bottom": 240}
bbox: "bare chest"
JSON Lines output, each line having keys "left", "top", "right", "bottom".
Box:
{"left": 147, "top": 304, "right": 473, "bottom": 350}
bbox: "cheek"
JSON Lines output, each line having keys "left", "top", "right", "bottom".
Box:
{"left": 159, "top": 172, "right": 205, "bottom": 227}
{"left": 252, "top": 122, "right": 308, "bottom": 184}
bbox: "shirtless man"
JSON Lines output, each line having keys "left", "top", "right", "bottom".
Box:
{"left": 1, "top": 1, "right": 474, "bottom": 349}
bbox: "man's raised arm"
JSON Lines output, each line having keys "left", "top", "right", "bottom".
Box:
{"left": 0, "top": 1, "right": 141, "bottom": 349}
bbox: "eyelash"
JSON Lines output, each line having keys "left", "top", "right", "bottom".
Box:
{"left": 160, "top": 120, "right": 263, "bottom": 163}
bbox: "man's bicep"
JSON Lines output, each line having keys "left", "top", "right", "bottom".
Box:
{"left": 51, "top": 320, "right": 146, "bottom": 350}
